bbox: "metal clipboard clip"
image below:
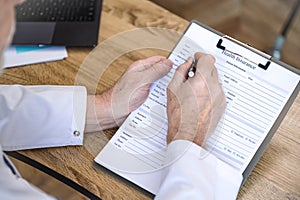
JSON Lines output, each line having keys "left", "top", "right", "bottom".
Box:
{"left": 216, "top": 35, "right": 271, "bottom": 70}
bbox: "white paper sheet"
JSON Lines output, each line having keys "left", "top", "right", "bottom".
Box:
{"left": 95, "top": 22, "right": 300, "bottom": 194}
{"left": 3, "top": 45, "right": 67, "bottom": 68}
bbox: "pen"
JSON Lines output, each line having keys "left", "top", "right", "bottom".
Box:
{"left": 188, "top": 58, "right": 197, "bottom": 78}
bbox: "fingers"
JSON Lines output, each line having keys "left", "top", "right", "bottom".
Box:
{"left": 191, "top": 53, "right": 219, "bottom": 90}
{"left": 140, "top": 56, "right": 167, "bottom": 68}
{"left": 175, "top": 57, "right": 194, "bottom": 81}
{"left": 193, "top": 53, "right": 225, "bottom": 115}
{"left": 168, "top": 57, "right": 193, "bottom": 89}
{"left": 129, "top": 56, "right": 167, "bottom": 71}
{"left": 124, "top": 56, "right": 172, "bottom": 85}
{"left": 194, "top": 53, "right": 216, "bottom": 78}
{"left": 191, "top": 52, "right": 225, "bottom": 109}
{"left": 144, "top": 58, "right": 173, "bottom": 83}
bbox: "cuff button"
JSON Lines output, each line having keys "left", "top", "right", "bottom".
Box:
{"left": 73, "top": 130, "right": 80, "bottom": 136}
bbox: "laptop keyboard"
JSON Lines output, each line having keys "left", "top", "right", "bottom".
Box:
{"left": 16, "top": 0, "right": 97, "bottom": 22}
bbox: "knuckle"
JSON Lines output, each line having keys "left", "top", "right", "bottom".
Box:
{"left": 202, "top": 54, "right": 216, "bottom": 63}
{"left": 179, "top": 62, "right": 189, "bottom": 70}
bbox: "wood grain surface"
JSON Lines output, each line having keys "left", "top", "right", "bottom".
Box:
{"left": 1, "top": 0, "right": 299, "bottom": 199}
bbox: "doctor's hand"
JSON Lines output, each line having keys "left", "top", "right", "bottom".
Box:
{"left": 166, "top": 52, "right": 226, "bottom": 147}
{"left": 85, "top": 56, "right": 172, "bottom": 132}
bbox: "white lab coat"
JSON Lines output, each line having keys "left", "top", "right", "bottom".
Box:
{"left": 0, "top": 85, "right": 87, "bottom": 199}
{"left": 0, "top": 85, "right": 242, "bottom": 199}
{"left": 155, "top": 140, "right": 242, "bottom": 200}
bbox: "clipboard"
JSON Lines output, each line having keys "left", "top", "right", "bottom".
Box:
{"left": 175, "top": 20, "right": 300, "bottom": 185}
{"left": 95, "top": 20, "right": 300, "bottom": 194}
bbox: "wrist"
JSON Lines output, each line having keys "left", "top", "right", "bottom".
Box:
{"left": 85, "top": 92, "right": 121, "bottom": 132}
{"left": 167, "top": 125, "right": 207, "bottom": 148}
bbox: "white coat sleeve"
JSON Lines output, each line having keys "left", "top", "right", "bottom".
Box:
{"left": 0, "top": 84, "right": 87, "bottom": 151}
{"left": 155, "top": 140, "right": 243, "bottom": 200}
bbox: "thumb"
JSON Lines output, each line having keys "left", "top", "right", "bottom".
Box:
{"left": 145, "top": 59, "right": 173, "bottom": 83}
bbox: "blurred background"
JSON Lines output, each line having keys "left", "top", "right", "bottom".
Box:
{"left": 151, "top": 0, "right": 300, "bottom": 69}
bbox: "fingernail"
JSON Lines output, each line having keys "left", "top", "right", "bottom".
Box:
{"left": 162, "top": 59, "right": 173, "bottom": 67}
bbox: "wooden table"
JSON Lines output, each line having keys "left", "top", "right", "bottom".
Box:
{"left": 1, "top": 0, "right": 299, "bottom": 199}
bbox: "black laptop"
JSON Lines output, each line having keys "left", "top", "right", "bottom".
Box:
{"left": 12, "top": 0, "right": 102, "bottom": 47}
